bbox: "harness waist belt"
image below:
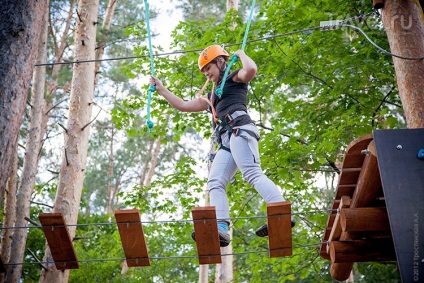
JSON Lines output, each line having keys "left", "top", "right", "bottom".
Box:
{"left": 216, "top": 110, "right": 247, "bottom": 132}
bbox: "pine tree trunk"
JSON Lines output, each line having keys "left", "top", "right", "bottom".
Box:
{"left": 106, "top": 127, "right": 115, "bottom": 214}
{"left": 47, "top": 0, "right": 75, "bottom": 96}
{"left": 381, "top": 0, "right": 424, "bottom": 128}
{"left": 93, "top": 0, "right": 119, "bottom": 213}
{"left": 5, "top": 2, "right": 49, "bottom": 281}
{"left": 145, "top": 137, "right": 161, "bottom": 187}
{"left": 0, "top": 145, "right": 19, "bottom": 283}
{"left": 140, "top": 138, "right": 155, "bottom": 188}
{"left": 39, "top": 0, "right": 99, "bottom": 282}
{"left": 0, "top": 0, "right": 48, "bottom": 197}
{"left": 214, "top": 228, "right": 234, "bottom": 283}
{"left": 226, "top": 0, "right": 239, "bottom": 10}
{"left": 8, "top": 1, "right": 74, "bottom": 277}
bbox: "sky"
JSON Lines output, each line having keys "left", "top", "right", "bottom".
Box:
{"left": 137, "top": 0, "right": 183, "bottom": 87}
{"left": 149, "top": 0, "right": 183, "bottom": 50}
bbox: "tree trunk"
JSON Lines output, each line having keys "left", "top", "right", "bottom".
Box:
{"left": 226, "top": 0, "right": 239, "bottom": 10}
{"left": 215, "top": 228, "right": 234, "bottom": 283}
{"left": 6, "top": 0, "right": 73, "bottom": 279}
{"left": 140, "top": 138, "right": 155, "bottom": 188}
{"left": 47, "top": 0, "right": 75, "bottom": 96}
{"left": 39, "top": 0, "right": 99, "bottom": 282}
{"left": 144, "top": 137, "right": 161, "bottom": 187}
{"left": 0, "top": 144, "right": 19, "bottom": 283}
{"left": 106, "top": 127, "right": 115, "bottom": 214}
{"left": 94, "top": 0, "right": 119, "bottom": 214}
{"left": 6, "top": 1, "right": 49, "bottom": 281}
{"left": 0, "top": 0, "right": 48, "bottom": 198}
{"left": 381, "top": 0, "right": 424, "bottom": 128}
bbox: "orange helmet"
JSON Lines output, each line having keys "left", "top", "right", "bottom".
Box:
{"left": 198, "top": 45, "right": 229, "bottom": 72}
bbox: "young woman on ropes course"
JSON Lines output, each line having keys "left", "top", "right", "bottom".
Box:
{"left": 149, "top": 45, "right": 294, "bottom": 247}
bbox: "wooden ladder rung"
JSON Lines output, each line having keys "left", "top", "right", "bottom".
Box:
{"left": 191, "top": 206, "right": 221, "bottom": 265}
{"left": 267, "top": 201, "right": 293, "bottom": 258}
{"left": 115, "top": 209, "right": 150, "bottom": 267}
{"left": 326, "top": 196, "right": 351, "bottom": 254}
{"left": 38, "top": 213, "right": 79, "bottom": 270}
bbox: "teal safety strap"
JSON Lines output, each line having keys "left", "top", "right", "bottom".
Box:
{"left": 215, "top": 0, "right": 256, "bottom": 98}
{"left": 144, "top": 0, "right": 155, "bottom": 132}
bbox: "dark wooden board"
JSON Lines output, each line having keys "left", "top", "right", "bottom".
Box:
{"left": 192, "top": 206, "right": 221, "bottom": 264}
{"left": 115, "top": 210, "right": 150, "bottom": 267}
{"left": 39, "top": 213, "right": 79, "bottom": 270}
{"left": 267, "top": 201, "right": 292, "bottom": 257}
{"left": 374, "top": 128, "right": 424, "bottom": 283}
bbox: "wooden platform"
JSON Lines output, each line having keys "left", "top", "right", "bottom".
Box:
{"left": 191, "top": 206, "right": 221, "bottom": 265}
{"left": 115, "top": 209, "right": 150, "bottom": 267}
{"left": 38, "top": 213, "right": 79, "bottom": 270}
{"left": 320, "top": 134, "right": 394, "bottom": 281}
{"left": 267, "top": 201, "right": 292, "bottom": 258}
{"left": 321, "top": 130, "right": 424, "bottom": 282}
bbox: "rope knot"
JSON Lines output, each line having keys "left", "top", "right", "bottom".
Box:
{"left": 147, "top": 120, "right": 154, "bottom": 132}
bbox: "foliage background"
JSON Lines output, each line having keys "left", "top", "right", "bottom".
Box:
{"left": 2, "top": 0, "right": 404, "bottom": 282}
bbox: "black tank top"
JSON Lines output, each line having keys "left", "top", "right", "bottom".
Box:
{"left": 208, "top": 70, "right": 254, "bottom": 127}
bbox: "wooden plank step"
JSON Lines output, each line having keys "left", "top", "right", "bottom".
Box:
{"left": 341, "top": 154, "right": 366, "bottom": 169}
{"left": 335, "top": 184, "right": 356, "bottom": 199}
{"left": 191, "top": 206, "right": 221, "bottom": 265}
{"left": 267, "top": 201, "right": 292, "bottom": 258}
{"left": 115, "top": 209, "right": 150, "bottom": 267}
{"left": 338, "top": 168, "right": 361, "bottom": 186}
{"left": 38, "top": 213, "right": 79, "bottom": 270}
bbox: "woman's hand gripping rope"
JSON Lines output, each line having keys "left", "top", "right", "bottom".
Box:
{"left": 146, "top": 84, "right": 155, "bottom": 132}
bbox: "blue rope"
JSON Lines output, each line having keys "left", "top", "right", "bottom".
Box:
{"left": 215, "top": 0, "right": 256, "bottom": 98}
{"left": 144, "top": 0, "right": 155, "bottom": 132}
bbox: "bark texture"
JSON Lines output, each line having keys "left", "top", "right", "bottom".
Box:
{"left": 0, "top": 0, "right": 48, "bottom": 198}
{"left": 382, "top": 0, "right": 424, "bottom": 128}
{"left": 6, "top": 1, "right": 49, "bottom": 281}
{"left": 0, "top": 145, "right": 18, "bottom": 283}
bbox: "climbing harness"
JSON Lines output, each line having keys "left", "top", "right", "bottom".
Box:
{"left": 210, "top": 110, "right": 259, "bottom": 156}
{"left": 215, "top": 0, "right": 256, "bottom": 98}
{"left": 144, "top": 0, "right": 155, "bottom": 132}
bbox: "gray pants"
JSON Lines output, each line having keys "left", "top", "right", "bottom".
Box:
{"left": 208, "top": 123, "right": 285, "bottom": 223}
